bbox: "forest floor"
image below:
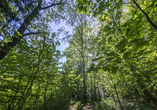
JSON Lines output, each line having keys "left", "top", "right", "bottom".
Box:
{"left": 68, "top": 101, "right": 97, "bottom": 110}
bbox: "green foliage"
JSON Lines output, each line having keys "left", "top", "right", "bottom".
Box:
{"left": 1, "top": 0, "right": 157, "bottom": 109}
{"left": 0, "top": 32, "right": 62, "bottom": 109}
{"left": 92, "top": 98, "right": 116, "bottom": 110}
{"left": 76, "top": 0, "right": 157, "bottom": 109}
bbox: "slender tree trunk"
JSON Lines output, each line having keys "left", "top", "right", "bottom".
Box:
{"left": 14, "top": 68, "right": 35, "bottom": 109}
{"left": 33, "top": 85, "right": 41, "bottom": 110}
{"left": 50, "top": 89, "right": 52, "bottom": 109}
{"left": 110, "top": 1, "right": 157, "bottom": 106}
{"left": 82, "top": 51, "right": 87, "bottom": 102}
{"left": 94, "top": 71, "right": 96, "bottom": 100}
{"left": 131, "top": 66, "right": 157, "bottom": 106}
{"left": 80, "top": 24, "right": 87, "bottom": 102}
{"left": 44, "top": 85, "right": 47, "bottom": 110}
{"left": 111, "top": 12, "right": 157, "bottom": 104}
{"left": 91, "top": 76, "right": 93, "bottom": 100}
{"left": 17, "top": 46, "right": 42, "bottom": 110}
{"left": 108, "top": 72, "right": 124, "bottom": 110}
{"left": 8, "top": 76, "right": 22, "bottom": 110}
{"left": 17, "top": 67, "right": 40, "bottom": 110}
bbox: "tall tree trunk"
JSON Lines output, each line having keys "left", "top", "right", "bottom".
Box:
{"left": 81, "top": 27, "right": 87, "bottom": 102}
{"left": 0, "top": 0, "right": 63, "bottom": 61}
{"left": 82, "top": 51, "right": 87, "bottom": 102}
{"left": 94, "top": 71, "right": 96, "bottom": 100}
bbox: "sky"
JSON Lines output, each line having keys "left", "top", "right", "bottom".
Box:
{"left": 44, "top": 0, "right": 74, "bottom": 64}
{"left": 50, "top": 20, "right": 72, "bottom": 63}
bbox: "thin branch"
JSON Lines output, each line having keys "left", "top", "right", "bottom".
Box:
{"left": 128, "top": 62, "right": 157, "bottom": 87}
{"left": 110, "top": 48, "right": 157, "bottom": 64}
{"left": 110, "top": 13, "right": 125, "bottom": 38}
{"left": 22, "top": 31, "right": 42, "bottom": 37}
{"left": 125, "top": 48, "right": 157, "bottom": 60}
{"left": 62, "top": 15, "right": 83, "bottom": 39}
{"left": 40, "top": 0, "right": 63, "bottom": 10}
{"left": 75, "top": 26, "right": 82, "bottom": 39}
{"left": 132, "top": 0, "right": 157, "bottom": 30}
{"left": 70, "top": 40, "right": 82, "bottom": 54}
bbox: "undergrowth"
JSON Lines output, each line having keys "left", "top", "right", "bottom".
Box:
{"left": 92, "top": 98, "right": 156, "bottom": 110}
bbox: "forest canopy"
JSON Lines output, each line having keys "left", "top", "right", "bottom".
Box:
{"left": 0, "top": 0, "right": 157, "bottom": 109}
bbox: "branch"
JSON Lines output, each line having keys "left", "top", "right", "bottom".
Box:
{"left": 125, "top": 48, "right": 157, "bottom": 60}
{"left": 110, "top": 13, "right": 125, "bottom": 38}
{"left": 61, "top": 15, "right": 83, "bottom": 39}
{"left": 0, "top": 0, "right": 42, "bottom": 61}
{"left": 100, "top": 2, "right": 133, "bottom": 8}
{"left": 75, "top": 26, "right": 82, "bottom": 39}
{"left": 132, "top": 0, "right": 157, "bottom": 30}
{"left": 40, "top": 0, "right": 63, "bottom": 10}
{"left": 110, "top": 48, "right": 157, "bottom": 64}
{"left": 22, "top": 31, "right": 42, "bottom": 37}
{"left": 70, "top": 40, "right": 82, "bottom": 54}
{"left": 128, "top": 62, "right": 156, "bottom": 86}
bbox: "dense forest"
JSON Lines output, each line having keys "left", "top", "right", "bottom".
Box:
{"left": 0, "top": 0, "right": 157, "bottom": 109}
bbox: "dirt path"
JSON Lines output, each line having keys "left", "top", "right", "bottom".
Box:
{"left": 68, "top": 106, "right": 76, "bottom": 110}
{"left": 68, "top": 102, "right": 96, "bottom": 110}
{"left": 81, "top": 103, "right": 96, "bottom": 110}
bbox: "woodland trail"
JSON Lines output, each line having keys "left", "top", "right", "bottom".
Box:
{"left": 68, "top": 102, "right": 96, "bottom": 110}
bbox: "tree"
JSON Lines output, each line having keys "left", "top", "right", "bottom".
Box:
{"left": 60, "top": 1, "right": 88, "bottom": 101}
{"left": 1, "top": 0, "right": 157, "bottom": 109}
{"left": 0, "top": 0, "right": 64, "bottom": 61}
{"left": 76, "top": 0, "right": 157, "bottom": 108}
{"left": 0, "top": 29, "right": 62, "bottom": 109}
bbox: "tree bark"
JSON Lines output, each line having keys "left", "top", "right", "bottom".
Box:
{"left": 94, "top": 71, "right": 96, "bottom": 100}
{"left": 0, "top": 0, "right": 42, "bottom": 61}
{"left": 0, "top": 0, "right": 63, "bottom": 61}
{"left": 81, "top": 26, "right": 87, "bottom": 102}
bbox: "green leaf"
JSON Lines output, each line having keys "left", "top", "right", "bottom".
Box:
{"left": 112, "top": 66, "right": 118, "bottom": 73}
{"left": 115, "top": 39, "right": 128, "bottom": 52}
{"left": 102, "top": 66, "right": 110, "bottom": 72}
{"left": 123, "top": 51, "right": 132, "bottom": 58}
